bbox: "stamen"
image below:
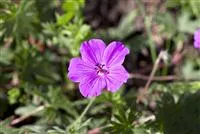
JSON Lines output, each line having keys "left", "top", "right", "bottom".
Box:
{"left": 95, "top": 63, "right": 109, "bottom": 76}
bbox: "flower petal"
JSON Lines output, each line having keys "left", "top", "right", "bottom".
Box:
{"left": 103, "top": 41, "right": 129, "bottom": 67}
{"left": 80, "top": 39, "right": 106, "bottom": 65}
{"left": 79, "top": 75, "right": 106, "bottom": 98}
{"left": 194, "top": 29, "right": 200, "bottom": 48}
{"left": 68, "top": 58, "right": 95, "bottom": 82}
{"left": 105, "top": 65, "right": 129, "bottom": 92}
{"left": 194, "top": 29, "right": 200, "bottom": 41}
{"left": 194, "top": 41, "right": 200, "bottom": 48}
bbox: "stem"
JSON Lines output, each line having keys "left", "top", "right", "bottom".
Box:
{"left": 135, "top": 0, "right": 157, "bottom": 63}
{"left": 78, "top": 97, "right": 95, "bottom": 121}
{"left": 137, "top": 51, "right": 166, "bottom": 103}
{"left": 129, "top": 74, "right": 179, "bottom": 81}
{"left": 143, "top": 51, "right": 166, "bottom": 92}
{"left": 68, "top": 98, "right": 95, "bottom": 130}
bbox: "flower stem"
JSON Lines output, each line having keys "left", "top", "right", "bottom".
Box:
{"left": 68, "top": 97, "right": 95, "bottom": 130}
{"left": 78, "top": 97, "right": 95, "bottom": 121}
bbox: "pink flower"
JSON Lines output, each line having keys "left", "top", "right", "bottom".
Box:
{"left": 194, "top": 29, "right": 200, "bottom": 48}
{"left": 68, "top": 39, "right": 129, "bottom": 98}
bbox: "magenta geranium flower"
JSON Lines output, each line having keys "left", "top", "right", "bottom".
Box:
{"left": 194, "top": 29, "right": 200, "bottom": 48}
{"left": 68, "top": 39, "right": 129, "bottom": 98}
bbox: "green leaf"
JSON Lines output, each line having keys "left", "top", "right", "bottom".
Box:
{"left": 56, "top": 12, "right": 74, "bottom": 25}
{"left": 155, "top": 12, "right": 176, "bottom": 38}
{"left": 178, "top": 12, "right": 200, "bottom": 34}
{"left": 108, "top": 10, "right": 138, "bottom": 40}
{"left": 15, "top": 105, "right": 37, "bottom": 116}
{"left": 0, "top": 118, "right": 19, "bottom": 134}
{"left": 0, "top": 47, "right": 13, "bottom": 65}
{"left": 8, "top": 88, "right": 20, "bottom": 104}
{"left": 157, "top": 91, "right": 200, "bottom": 134}
{"left": 182, "top": 60, "right": 200, "bottom": 80}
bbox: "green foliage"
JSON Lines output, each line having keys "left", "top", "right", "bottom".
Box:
{"left": 57, "top": 0, "right": 84, "bottom": 25}
{"left": 0, "top": 91, "right": 8, "bottom": 118}
{"left": 106, "top": 10, "right": 138, "bottom": 40}
{"left": 0, "top": 0, "right": 91, "bottom": 132}
{"left": 151, "top": 81, "right": 200, "bottom": 96}
{"left": 155, "top": 10, "right": 200, "bottom": 45}
{"left": 167, "top": 0, "right": 200, "bottom": 18}
{"left": 0, "top": 46, "right": 13, "bottom": 65}
{"left": 0, "top": 0, "right": 38, "bottom": 41}
{"left": 157, "top": 91, "right": 200, "bottom": 134}
{"left": 177, "top": 12, "right": 200, "bottom": 34}
{"left": 107, "top": 109, "right": 140, "bottom": 134}
{"left": 1, "top": 0, "right": 200, "bottom": 133}
{"left": 181, "top": 58, "right": 200, "bottom": 80}
{"left": 95, "top": 9, "right": 146, "bottom": 52}
{"left": 8, "top": 88, "right": 20, "bottom": 104}
{"left": 0, "top": 118, "right": 19, "bottom": 134}
{"left": 42, "top": 0, "right": 91, "bottom": 56}
{"left": 42, "top": 21, "right": 91, "bottom": 56}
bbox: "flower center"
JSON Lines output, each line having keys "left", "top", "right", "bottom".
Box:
{"left": 95, "top": 63, "right": 109, "bottom": 76}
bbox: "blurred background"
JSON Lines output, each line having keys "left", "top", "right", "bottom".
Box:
{"left": 1, "top": 0, "right": 200, "bottom": 133}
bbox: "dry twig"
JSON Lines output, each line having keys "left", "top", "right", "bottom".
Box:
{"left": 129, "top": 74, "right": 179, "bottom": 81}
{"left": 137, "top": 51, "right": 167, "bottom": 103}
{"left": 11, "top": 105, "right": 47, "bottom": 126}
